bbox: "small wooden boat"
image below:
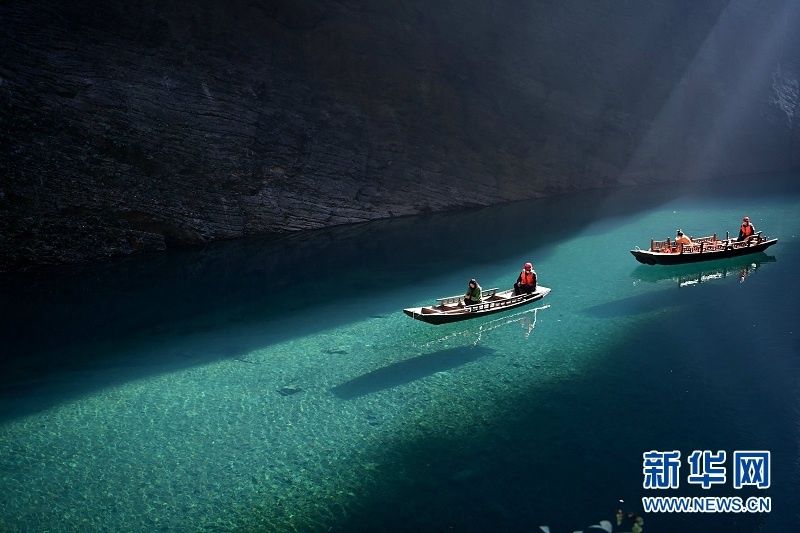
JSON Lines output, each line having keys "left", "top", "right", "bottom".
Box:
{"left": 403, "top": 286, "right": 551, "bottom": 325}
{"left": 630, "top": 231, "right": 777, "bottom": 265}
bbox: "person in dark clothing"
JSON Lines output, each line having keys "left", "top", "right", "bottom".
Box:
{"left": 514, "top": 262, "right": 537, "bottom": 295}
{"left": 464, "top": 279, "right": 482, "bottom": 306}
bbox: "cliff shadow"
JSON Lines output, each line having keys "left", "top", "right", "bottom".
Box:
{"left": 1, "top": 175, "right": 792, "bottom": 421}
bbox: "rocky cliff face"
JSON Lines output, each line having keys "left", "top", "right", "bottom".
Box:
{"left": 2, "top": 0, "right": 799, "bottom": 270}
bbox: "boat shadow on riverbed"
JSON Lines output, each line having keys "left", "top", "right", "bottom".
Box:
{"left": 331, "top": 345, "right": 494, "bottom": 400}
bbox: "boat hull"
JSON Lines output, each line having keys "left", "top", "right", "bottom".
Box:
{"left": 630, "top": 239, "right": 777, "bottom": 265}
{"left": 404, "top": 287, "right": 550, "bottom": 325}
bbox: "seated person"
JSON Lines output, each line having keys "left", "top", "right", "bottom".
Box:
{"left": 675, "top": 230, "right": 692, "bottom": 250}
{"left": 738, "top": 216, "right": 756, "bottom": 241}
{"left": 514, "top": 262, "right": 537, "bottom": 295}
{"left": 464, "top": 279, "right": 482, "bottom": 306}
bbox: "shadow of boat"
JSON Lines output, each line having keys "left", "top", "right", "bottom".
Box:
{"left": 331, "top": 345, "right": 494, "bottom": 400}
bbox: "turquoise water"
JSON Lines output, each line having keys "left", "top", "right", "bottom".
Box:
{"left": 1, "top": 174, "right": 799, "bottom": 532}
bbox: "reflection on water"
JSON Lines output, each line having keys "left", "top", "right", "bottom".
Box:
{"left": 631, "top": 253, "right": 776, "bottom": 287}
{"left": 589, "top": 254, "right": 779, "bottom": 319}
{"left": 416, "top": 304, "right": 550, "bottom": 348}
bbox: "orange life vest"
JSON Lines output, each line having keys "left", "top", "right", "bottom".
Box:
{"left": 741, "top": 223, "right": 753, "bottom": 237}
{"left": 520, "top": 270, "right": 535, "bottom": 286}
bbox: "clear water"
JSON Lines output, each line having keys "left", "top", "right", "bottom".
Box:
{"left": 1, "top": 174, "right": 798, "bottom": 532}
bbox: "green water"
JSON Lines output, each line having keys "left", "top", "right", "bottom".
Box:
{"left": 1, "top": 174, "right": 799, "bottom": 532}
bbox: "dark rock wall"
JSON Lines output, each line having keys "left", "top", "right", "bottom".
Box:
{"left": 2, "top": 0, "right": 799, "bottom": 270}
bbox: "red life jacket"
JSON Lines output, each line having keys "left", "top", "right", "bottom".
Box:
{"left": 741, "top": 223, "right": 753, "bottom": 237}
{"left": 520, "top": 270, "right": 535, "bottom": 285}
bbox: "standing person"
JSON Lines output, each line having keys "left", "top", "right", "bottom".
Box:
{"left": 514, "top": 262, "right": 537, "bottom": 295}
{"left": 738, "top": 216, "right": 756, "bottom": 241}
{"left": 463, "top": 279, "right": 482, "bottom": 306}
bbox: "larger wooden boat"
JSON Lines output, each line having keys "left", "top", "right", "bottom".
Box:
{"left": 403, "top": 286, "right": 551, "bottom": 325}
{"left": 630, "top": 232, "right": 777, "bottom": 265}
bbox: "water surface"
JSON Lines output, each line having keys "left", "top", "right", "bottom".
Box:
{"left": 1, "top": 174, "right": 798, "bottom": 532}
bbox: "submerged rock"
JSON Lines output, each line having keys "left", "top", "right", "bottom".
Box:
{"left": 277, "top": 385, "right": 302, "bottom": 396}
{"left": 322, "top": 348, "right": 349, "bottom": 355}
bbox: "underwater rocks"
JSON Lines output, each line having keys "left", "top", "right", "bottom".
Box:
{"left": 277, "top": 385, "right": 303, "bottom": 396}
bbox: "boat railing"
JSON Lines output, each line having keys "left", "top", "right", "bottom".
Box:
{"left": 678, "top": 232, "right": 765, "bottom": 253}
{"left": 463, "top": 293, "right": 528, "bottom": 312}
{"left": 680, "top": 243, "right": 702, "bottom": 253}
{"left": 681, "top": 242, "right": 722, "bottom": 254}
{"left": 729, "top": 233, "right": 764, "bottom": 248}
{"left": 650, "top": 238, "right": 671, "bottom": 252}
{"left": 651, "top": 232, "right": 771, "bottom": 254}
{"left": 693, "top": 234, "right": 717, "bottom": 243}
{"left": 436, "top": 287, "right": 498, "bottom": 306}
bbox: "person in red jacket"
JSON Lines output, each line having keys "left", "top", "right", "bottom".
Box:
{"left": 738, "top": 216, "right": 756, "bottom": 241}
{"left": 514, "top": 262, "right": 537, "bottom": 295}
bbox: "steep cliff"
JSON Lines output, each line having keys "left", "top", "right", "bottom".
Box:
{"left": 2, "top": 0, "right": 799, "bottom": 270}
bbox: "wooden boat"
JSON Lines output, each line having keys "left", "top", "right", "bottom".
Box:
{"left": 630, "top": 231, "right": 777, "bottom": 265}
{"left": 403, "top": 286, "right": 551, "bottom": 325}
